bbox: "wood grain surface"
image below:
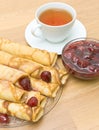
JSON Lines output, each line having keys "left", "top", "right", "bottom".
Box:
{"left": 0, "top": 0, "right": 99, "bottom": 130}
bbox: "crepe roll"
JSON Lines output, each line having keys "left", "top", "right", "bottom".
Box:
{"left": 0, "top": 51, "right": 61, "bottom": 85}
{"left": 0, "top": 64, "right": 28, "bottom": 85}
{"left": 0, "top": 38, "right": 57, "bottom": 66}
{"left": 0, "top": 99, "right": 44, "bottom": 122}
{"left": 0, "top": 80, "right": 47, "bottom": 108}
{"left": 22, "top": 90, "right": 47, "bottom": 108}
{"left": 30, "top": 78, "right": 59, "bottom": 97}
{"left": 31, "top": 66, "right": 61, "bottom": 85}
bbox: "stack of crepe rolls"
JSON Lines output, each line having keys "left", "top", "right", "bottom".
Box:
{"left": 0, "top": 38, "right": 69, "bottom": 123}
{"left": 0, "top": 51, "right": 68, "bottom": 97}
{"left": 0, "top": 64, "right": 61, "bottom": 97}
{"left": 0, "top": 38, "right": 57, "bottom": 66}
{"left": 0, "top": 80, "right": 46, "bottom": 107}
{"left": 0, "top": 65, "right": 47, "bottom": 122}
{"left": 0, "top": 79, "right": 47, "bottom": 121}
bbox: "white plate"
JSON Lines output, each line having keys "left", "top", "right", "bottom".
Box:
{"left": 25, "top": 19, "right": 87, "bottom": 55}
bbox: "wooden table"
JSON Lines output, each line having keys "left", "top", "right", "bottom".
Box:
{"left": 0, "top": 0, "right": 99, "bottom": 130}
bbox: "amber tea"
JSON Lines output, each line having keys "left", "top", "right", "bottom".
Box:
{"left": 39, "top": 8, "right": 73, "bottom": 26}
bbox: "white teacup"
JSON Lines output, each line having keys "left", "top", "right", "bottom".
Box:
{"left": 31, "top": 2, "right": 76, "bottom": 43}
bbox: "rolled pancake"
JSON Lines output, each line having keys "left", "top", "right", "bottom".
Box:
{"left": 0, "top": 38, "right": 57, "bottom": 66}
{"left": 0, "top": 99, "right": 44, "bottom": 122}
{"left": 0, "top": 80, "right": 47, "bottom": 107}
{"left": 0, "top": 64, "right": 28, "bottom": 85}
{"left": 30, "top": 78, "right": 60, "bottom": 97}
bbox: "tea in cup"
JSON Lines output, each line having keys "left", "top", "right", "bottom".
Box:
{"left": 31, "top": 2, "right": 76, "bottom": 43}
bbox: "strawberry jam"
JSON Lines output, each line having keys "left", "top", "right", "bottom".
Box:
{"left": 19, "top": 77, "right": 32, "bottom": 91}
{"left": 0, "top": 113, "right": 9, "bottom": 123}
{"left": 62, "top": 38, "right": 99, "bottom": 79}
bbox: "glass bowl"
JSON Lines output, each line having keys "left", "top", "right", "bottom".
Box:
{"left": 62, "top": 38, "right": 99, "bottom": 80}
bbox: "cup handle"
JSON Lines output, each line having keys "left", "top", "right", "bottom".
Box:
{"left": 31, "top": 23, "right": 44, "bottom": 39}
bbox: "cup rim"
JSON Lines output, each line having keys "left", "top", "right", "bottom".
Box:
{"left": 35, "top": 2, "right": 76, "bottom": 28}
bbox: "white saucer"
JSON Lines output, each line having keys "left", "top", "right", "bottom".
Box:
{"left": 25, "top": 19, "right": 87, "bottom": 55}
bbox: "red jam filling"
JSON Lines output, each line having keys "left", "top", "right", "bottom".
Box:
{"left": 0, "top": 113, "right": 9, "bottom": 123}
{"left": 63, "top": 40, "right": 99, "bottom": 78}
{"left": 40, "top": 71, "right": 51, "bottom": 83}
{"left": 27, "top": 97, "right": 38, "bottom": 107}
{"left": 19, "top": 77, "right": 32, "bottom": 91}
